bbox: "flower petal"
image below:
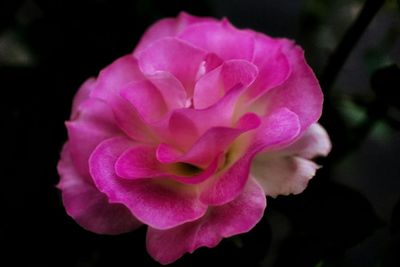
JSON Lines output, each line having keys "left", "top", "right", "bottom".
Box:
{"left": 258, "top": 41, "right": 323, "bottom": 131}
{"left": 89, "top": 137, "right": 207, "bottom": 229}
{"left": 251, "top": 123, "right": 331, "bottom": 197}
{"left": 136, "top": 37, "right": 207, "bottom": 93}
{"left": 179, "top": 20, "right": 255, "bottom": 61}
{"left": 71, "top": 78, "right": 96, "bottom": 119}
{"left": 134, "top": 12, "right": 218, "bottom": 54}
{"left": 200, "top": 108, "right": 301, "bottom": 205}
{"left": 193, "top": 59, "right": 259, "bottom": 109}
{"left": 146, "top": 177, "right": 266, "bottom": 265}
{"left": 57, "top": 143, "right": 141, "bottom": 234}
{"left": 246, "top": 33, "right": 291, "bottom": 98}
{"left": 66, "top": 98, "right": 120, "bottom": 178}
{"left": 120, "top": 80, "right": 168, "bottom": 122}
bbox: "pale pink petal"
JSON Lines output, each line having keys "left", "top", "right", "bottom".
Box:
{"left": 134, "top": 12, "right": 218, "bottom": 54}
{"left": 193, "top": 59, "right": 258, "bottom": 109}
{"left": 66, "top": 98, "right": 120, "bottom": 178}
{"left": 120, "top": 80, "right": 168, "bottom": 122}
{"left": 179, "top": 20, "right": 255, "bottom": 61}
{"left": 89, "top": 137, "right": 207, "bottom": 229}
{"left": 251, "top": 123, "right": 331, "bottom": 197}
{"left": 136, "top": 37, "right": 207, "bottom": 93}
{"left": 146, "top": 177, "right": 266, "bottom": 265}
{"left": 257, "top": 41, "right": 323, "bottom": 131}
{"left": 284, "top": 123, "right": 332, "bottom": 158}
{"left": 57, "top": 143, "right": 142, "bottom": 234}
{"left": 252, "top": 155, "right": 319, "bottom": 197}
{"left": 71, "top": 78, "right": 96, "bottom": 119}
{"left": 200, "top": 108, "right": 301, "bottom": 205}
{"left": 246, "top": 33, "right": 291, "bottom": 98}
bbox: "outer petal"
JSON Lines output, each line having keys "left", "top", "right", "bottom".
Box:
{"left": 66, "top": 98, "right": 120, "bottom": 178}
{"left": 146, "top": 177, "right": 266, "bottom": 265}
{"left": 89, "top": 137, "right": 207, "bottom": 229}
{"left": 71, "top": 78, "right": 96, "bottom": 119}
{"left": 246, "top": 33, "right": 291, "bottom": 98}
{"left": 134, "top": 12, "right": 218, "bottom": 54}
{"left": 251, "top": 123, "right": 332, "bottom": 197}
{"left": 257, "top": 41, "right": 323, "bottom": 131}
{"left": 200, "top": 108, "right": 301, "bottom": 205}
{"left": 57, "top": 143, "right": 141, "bottom": 234}
{"left": 179, "top": 19, "right": 255, "bottom": 61}
{"left": 136, "top": 37, "right": 207, "bottom": 93}
{"left": 193, "top": 59, "right": 259, "bottom": 109}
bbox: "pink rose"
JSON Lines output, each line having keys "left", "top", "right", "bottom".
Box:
{"left": 57, "top": 12, "right": 331, "bottom": 264}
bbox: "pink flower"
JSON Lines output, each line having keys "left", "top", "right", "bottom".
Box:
{"left": 57, "top": 12, "right": 331, "bottom": 264}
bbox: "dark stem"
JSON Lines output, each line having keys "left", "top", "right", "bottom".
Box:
{"left": 320, "top": 0, "right": 386, "bottom": 92}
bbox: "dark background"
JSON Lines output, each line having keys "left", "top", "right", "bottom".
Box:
{"left": 2, "top": 0, "right": 400, "bottom": 266}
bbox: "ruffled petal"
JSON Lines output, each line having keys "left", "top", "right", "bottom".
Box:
{"left": 71, "top": 78, "right": 96, "bottom": 119}
{"left": 136, "top": 37, "right": 207, "bottom": 93}
{"left": 193, "top": 59, "right": 258, "bottom": 109}
{"left": 66, "top": 98, "right": 120, "bottom": 178}
{"left": 251, "top": 123, "right": 331, "bottom": 197}
{"left": 200, "top": 108, "right": 301, "bottom": 205}
{"left": 256, "top": 40, "right": 323, "bottom": 131}
{"left": 120, "top": 80, "right": 168, "bottom": 122}
{"left": 246, "top": 33, "right": 291, "bottom": 98}
{"left": 146, "top": 177, "right": 266, "bottom": 265}
{"left": 179, "top": 20, "right": 255, "bottom": 61}
{"left": 89, "top": 137, "right": 207, "bottom": 229}
{"left": 134, "top": 12, "right": 218, "bottom": 54}
{"left": 57, "top": 143, "right": 141, "bottom": 234}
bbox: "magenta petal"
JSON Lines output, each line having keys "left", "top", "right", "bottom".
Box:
{"left": 115, "top": 145, "right": 220, "bottom": 185}
{"left": 261, "top": 41, "right": 323, "bottom": 131}
{"left": 57, "top": 143, "right": 142, "bottom": 234}
{"left": 134, "top": 12, "right": 218, "bottom": 54}
{"left": 200, "top": 108, "right": 301, "bottom": 205}
{"left": 136, "top": 37, "right": 207, "bottom": 93}
{"left": 179, "top": 20, "right": 255, "bottom": 61}
{"left": 67, "top": 98, "right": 120, "bottom": 178}
{"left": 156, "top": 113, "right": 261, "bottom": 167}
{"left": 194, "top": 59, "right": 259, "bottom": 109}
{"left": 146, "top": 177, "right": 266, "bottom": 265}
{"left": 90, "top": 137, "right": 207, "bottom": 229}
{"left": 246, "top": 34, "right": 291, "bottom": 98}
{"left": 71, "top": 78, "right": 96, "bottom": 119}
{"left": 120, "top": 80, "right": 168, "bottom": 122}
{"left": 91, "top": 55, "right": 144, "bottom": 101}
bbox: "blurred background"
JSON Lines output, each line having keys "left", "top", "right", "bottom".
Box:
{"left": 1, "top": 0, "right": 400, "bottom": 266}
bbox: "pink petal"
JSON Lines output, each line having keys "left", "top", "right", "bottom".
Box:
{"left": 115, "top": 145, "right": 221, "bottom": 185}
{"left": 179, "top": 19, "right": 255, "bottom": 61}
{"left": 146, "top": 177, "right": 266, "bottom": 265}
{"left": 134, "top": 12, "right": 218, "bottom": 54}
{"left": 156, "top": 113, "right": 261, "bottom": 167}
{"left": 246, "top": 33, "right": 291, "bottom": 98}
{"left": 91, "top": 55, "right": 144, "bottom": 101}
{"left": 200, "top": 108, "right": 301, "bottom": 205}
{"left": 193, "top": 59, "right": 259, "bottom": 109}
{"left": 120, "top": 80, "right": 168, "bottom": 122}
{"left": 252, "top": 155, "right": 319, "bottom": 197}
{"left": 66, "top": 98, "right": 120, "bottom": 178}
{"left": 89, "top": 137, "right": 207, "bottom": 229}
{"left": 71, "top": 78, "right": 96, "bottom": 119}
{"left": 57, "top": 143, "right": 142, "bottom": 234}
{"left": 258, "top": 41, "right": 323, "bottom": 131}
{"left": 136, "top": 37, "right": 207, "bottom": 94}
